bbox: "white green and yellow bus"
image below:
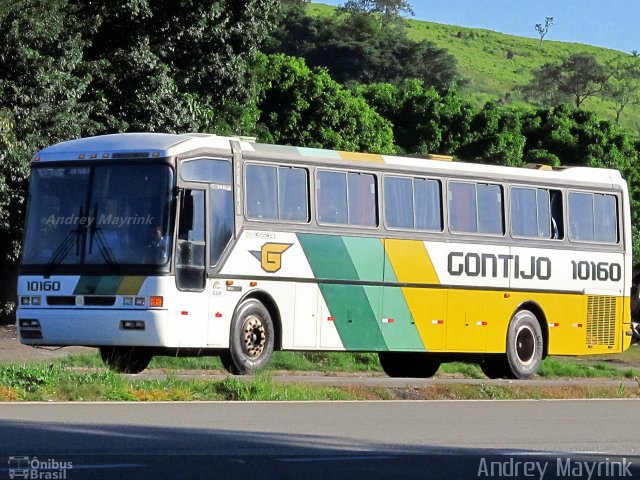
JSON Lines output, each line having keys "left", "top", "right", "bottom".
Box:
{"left": 17, "top": 133, "right": 638, "bottom": 379}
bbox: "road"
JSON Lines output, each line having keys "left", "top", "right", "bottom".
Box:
{"left": 0, "top": 400, "right": 638, "bottom": 479}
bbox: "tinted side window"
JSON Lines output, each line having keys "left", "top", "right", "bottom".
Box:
{"left": 245, "top": 164, "right": 309, "bottom": 222}
{"left": 511, "top": 187, "right": 557, "bottom": 239}
{"left": 384, "top": 176, "right": 441, "bottom": 231}
{"left": 569, "top": 192, "right": 618, "bottom": 243}
{"left": 384, "top": 176, "right": 413, "bottom": 229}
{"left": 348, "top": 173, "right": 377, "bottom": 226}
{"left": 449, "top": 181, "right": 478, "bottom": 233}
{"left": 317, "top": 171, "right": 348, "bottom": 224}
{"left": 279, "top": 167, "right": 309, "bottom": 222}
{"left": 181, "top": 159, "right": 232, "bottom": 183}
{"left": 317, "top": 170, "right": 377, "bottom": 226}
{"left": 449, "top": 181, "right": 503, "bottom": 235}
{"left": 246, "top": 164, "right": 278, "bottom": 220}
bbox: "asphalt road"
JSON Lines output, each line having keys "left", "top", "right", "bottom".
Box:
{"left": 0, "top": 400, "right": 639, "bottom": 479}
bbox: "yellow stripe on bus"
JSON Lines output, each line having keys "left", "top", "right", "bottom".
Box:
{"left": 384, "top": 240, "right": 446, "bottom": 350}
{"left": 116, "top": 276, "right": 146, "bottom": 295}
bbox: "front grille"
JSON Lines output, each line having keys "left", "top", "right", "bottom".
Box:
{"left": 586, "top": 296, "right": 616, "bottom": 348}
{"left": 46, "top": 296, "right": 116, "bottom": 306}
{"left": 84, "top": 296, "right": 116, "bottom": 306}
{"left": 47, "top": 296, "right": 75, "bottom": 306}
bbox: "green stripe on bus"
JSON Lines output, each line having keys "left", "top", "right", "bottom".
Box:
{"left": 73, "top": 275, "right": 144, "bottom": 295}
{"left": 298, "top": 234, "right": 387, "bottom": 351}
{"left": 380, "top": 252, "right": 426, "bottom": 351}
{"left": 73, "top": 276, "right": 103, "bottom": 295}
{"left": 94, "top": 276, "right": 123, "bottom": 295}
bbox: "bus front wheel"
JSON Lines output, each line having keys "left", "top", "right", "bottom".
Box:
{"left": 222, "top": 299, "right": 275, "bottom": 375}
{"left": 505, "top": 309, "right": 544, "bottom": 379}
{"left": 99, "top": 346, "right": 152, "bottom": 374}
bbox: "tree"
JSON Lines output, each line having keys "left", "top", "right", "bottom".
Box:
{"left": 458, "top": 103, "right": 526, "bottom": 167}
{"left": 522, "top": 53, "right": 609, "bottom": 108}
{"left": 338, "top": 0, "right": 414, "bottom": 27}
{"left": 253, "top": 54, "right": 395, "bottom": 154}
{"left": 268, "top": 6, "right": 460, "bottom": 89}
{"left": 356, "top": 80, "right": 474, "bottom": 155}
{"left": 79, "top": 0, "right": 280, "bottom": 134}
{"left": 0, "top": 0, "right": 103, "bottom": 320}
{"left": 605, "top": 57, "right": 640, "bottom": 125}
{"left": 534, "top": 17, "right": 554, "bottom": 48}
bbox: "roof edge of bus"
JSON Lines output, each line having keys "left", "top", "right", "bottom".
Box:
{"left": 30, "top": 133, "right": 628, "bottom": 186}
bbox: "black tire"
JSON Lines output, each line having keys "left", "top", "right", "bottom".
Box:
{"left": 99, "top": 346, "right": 152, "bottom": 374}
{"left": 378, "top": 351, "right": 440, "bottom": 378}
{"left": 505, "top": 310, "right": 544, "bottom": 379}
{"left": 224, "top": 299, "right": 275, "bottom": 375}
{"left": 479, "top": 355, "right": 510, "bottom": 379}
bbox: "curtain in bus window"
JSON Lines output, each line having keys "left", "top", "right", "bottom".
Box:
{"left": 536, "top": 189, "right": 551, "bottom": 238}
{"left": 278, "top": 167, "right": 309, "bottom": 222}
{"left": 593, "top": 194, "right": 618, "bottom": 243}
{"left": 414, "top": 178, "right": 442, "bottom": 231}
{"left": 317, "top": 171, "right": 348, "bottom": 224}
{"left": 449, "top": 181, "right": 477, "bottom": 233}
{"left": 568, "top": 192, "right": 594, "bottom": 241}
{"left": 246, "top": 165, "right": 278, "bottom": 220}
{"left": 348, "top": 173, "right": 377, "bottom": 227}
{"left": 477, "top": 183, "right": 504, "bottom": 234}
{"left": 511, "top": 187, "right": 537, "bottom": 237}
{"left": 384, "top": 176, "right": 413, "bottom": 229}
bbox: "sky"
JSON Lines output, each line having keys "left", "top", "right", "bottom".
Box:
{"left": 317, "top": 1, "right": 640, "bottom": 53}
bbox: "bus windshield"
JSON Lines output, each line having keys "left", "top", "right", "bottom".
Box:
{"left": 22, "top": 164, "right": 174, "bottom": 270}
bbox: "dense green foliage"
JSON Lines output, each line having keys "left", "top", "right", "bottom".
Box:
{"left": 268, "top": 1, "right": 460, "bottom": 88}
{"left": 0, "top": 0, "right": 639, "bottom": 320}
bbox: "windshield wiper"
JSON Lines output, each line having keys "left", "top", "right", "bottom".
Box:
{"left": 88, "top": 203, "right": 119, "bottom": 272}
{"left": 44, "top": 207, "right": 84, "bottom": 276}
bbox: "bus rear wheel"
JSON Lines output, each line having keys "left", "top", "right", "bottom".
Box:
{"left": 222, "top": 299, "right": 275, "bottom": 375}
{"left": 505, "top": 309, "right": 544, "bottom": 379}
{"left": 378, "top": 352, "right": 440, "bottom": 378}
{"left": 99, "top": 346, "right": 152, "bottom": 374}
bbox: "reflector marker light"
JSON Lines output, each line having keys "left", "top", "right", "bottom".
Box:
{"left": 432, "top": 320, "right": 444, "bottom": 325}
{"left": 149, "top": 296, "right": 163, "bottom": 308}
{"left": 382, "top": 318, "right": 394, "bottom": 324}
{"left": 327, "top": 316, "right": 334, "bottom": 321}
{"left": 181, "top": 311, "right": 189, "bottom": 316}
{"left": 572, "top": 323, "right": 583, "bottom": 328}
{"left": 549, "top": 322, "right": 560, "bottom": 327}
{"left": 476, "top": 321, "right": 487, "bottom": 326}
{"left": 215, "top": 312, "right": 223, "bottom": 318}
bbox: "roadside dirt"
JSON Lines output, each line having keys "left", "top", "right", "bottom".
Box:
{"left": 0, "top": 324, "right": 95, "bottom": 363}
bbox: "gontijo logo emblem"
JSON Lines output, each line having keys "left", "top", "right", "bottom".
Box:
{"left": 250, "top": 243, "right": 292, "bottom": 273}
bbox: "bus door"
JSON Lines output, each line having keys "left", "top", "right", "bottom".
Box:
{"left": 175, "top": 188, "right": 209, "bottom": 344}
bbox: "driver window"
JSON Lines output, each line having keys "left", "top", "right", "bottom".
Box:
{"left": 176, "top": 190, "right": 206, "bottom": 291}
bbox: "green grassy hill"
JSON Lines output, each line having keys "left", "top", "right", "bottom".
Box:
{"left": 309, "top": 3, "right": 639, "bottom": 136}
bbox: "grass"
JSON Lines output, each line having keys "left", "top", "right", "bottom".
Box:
{"left": 308, "top": 2, "right": 640, "bottom": 135}
{"left": 1, "top": 361, "right": 639, "bottom": 402}
{"left": 0, "top": 363, "right": 356, "bottom": 402}
{"left": 56, "top": 349, "right": 640, "bottom": 380}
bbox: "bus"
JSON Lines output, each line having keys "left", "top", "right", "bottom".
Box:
{"left": 16, "top": 133, "right": 638, "bottom": 379}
